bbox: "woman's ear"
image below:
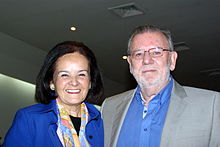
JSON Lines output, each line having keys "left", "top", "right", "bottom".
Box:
{"left": 49, "top": 82, "right": 55, "bottom": 90}
{"left": 89, "top": 82, "right": 91, "bottom": 89}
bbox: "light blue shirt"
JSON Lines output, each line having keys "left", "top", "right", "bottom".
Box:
{"left": 117, "top": 77, "right": 173, "bottom": 147}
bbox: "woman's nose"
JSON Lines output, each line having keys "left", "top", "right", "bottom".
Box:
{"left": 69, "top": 76, "right": 79, "bottom": 86}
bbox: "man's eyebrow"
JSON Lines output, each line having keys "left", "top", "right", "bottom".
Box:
{"left": 132, "top": 49, "right": 143, "bottom": 51}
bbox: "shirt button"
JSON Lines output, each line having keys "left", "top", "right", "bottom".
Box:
{"left": 144, "top": 128, "right": 148, "bottom": 131}
{"left": 89, "top": 135, "right": 93, "bottom": 139}
{"left": 144, "top": 110, "right": 147, "bottom": 113}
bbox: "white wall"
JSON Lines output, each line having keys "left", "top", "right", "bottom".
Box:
{"left": 0, "top": 73, "right": 36, "bottom": 143}
{"left": 0, "top": 32, "right": 46, "bottom": 84}
{"left": 0, "top": 32, "right": 45, "bottom": 144}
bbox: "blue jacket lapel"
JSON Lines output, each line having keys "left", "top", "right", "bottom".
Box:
{"left": 48, "top": 118, "right": 63, "bottom": 147}
{"left": 40, "top": 100, "right": 63, "bottom": 147}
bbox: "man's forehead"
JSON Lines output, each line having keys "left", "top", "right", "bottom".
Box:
{"left": 131, "top": 32, "right": 168, "bottom": 47}
{"left": 133, "top": 31, "right": 166, "bottom": 40}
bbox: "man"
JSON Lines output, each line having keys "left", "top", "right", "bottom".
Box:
{"left": 101, "top": 25, "right": 220, "bottom": 147}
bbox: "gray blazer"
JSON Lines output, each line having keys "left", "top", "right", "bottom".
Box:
{"left": 101, "top": 81, "right": 220, "bottom": 147}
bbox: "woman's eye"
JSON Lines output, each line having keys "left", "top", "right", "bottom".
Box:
{"left": 79, "top": 71, "right": 90, "bottom": 77}
{"left": 61, "top": 74, "right": 69, "bottom": 77}
{"left": 79, "top": 73, "right": 86, "bottom": 77}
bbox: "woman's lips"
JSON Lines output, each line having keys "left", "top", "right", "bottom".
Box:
{"left": 66, "top": 89, "right": 80, "bottom": 94}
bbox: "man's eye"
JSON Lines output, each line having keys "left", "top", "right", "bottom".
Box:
{"left": 134, "top": 52, "right": 143, "bottom": 57}
{"left": 152, "top": 51, "right": 162, "bottom": 55}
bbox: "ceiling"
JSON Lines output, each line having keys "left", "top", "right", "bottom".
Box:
{"left": 0, "top": 0, "right": 220, "bottom": 100}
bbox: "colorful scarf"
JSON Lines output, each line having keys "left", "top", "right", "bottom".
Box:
{"left": 56, "top": 99, "right": 90, "bottom": 147}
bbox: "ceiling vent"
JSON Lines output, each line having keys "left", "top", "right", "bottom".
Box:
{"left": 200, "top": 68, "right": 220, "bottom": 77}
{"left": 174, "top": 42, "right": 190, "bottom": 51}
{"left": 108, "top": 3, "right": 144, "bottom": 18}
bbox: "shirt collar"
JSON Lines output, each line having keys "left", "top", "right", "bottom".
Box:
{"left": 136, "top": 76, "right": 174, "bottom": 106}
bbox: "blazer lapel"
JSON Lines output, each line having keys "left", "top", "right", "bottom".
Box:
{"left": 110, "top": 90, "right": 135, "bottom": 147}
{"left": 47, "top": 111, "right": 63, "bottom": 147}
{"left": 160, "top": 81, "right": 188, "bottom": 147}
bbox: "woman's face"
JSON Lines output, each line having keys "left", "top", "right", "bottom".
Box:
{"left": 50, "top": 52, "right": 91, "bottom": 107}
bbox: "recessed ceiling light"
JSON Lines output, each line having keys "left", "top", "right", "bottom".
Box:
{"left": 70, "top": 26, "right": 77, "bottom": 31}
{"left": 122, "top": 56, "right": 127, "bottom": 60}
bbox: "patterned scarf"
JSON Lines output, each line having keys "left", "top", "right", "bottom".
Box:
{"left": 56, "top": 99, "right": 91, "bottom": 147}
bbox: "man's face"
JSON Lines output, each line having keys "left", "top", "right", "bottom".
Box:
{"left": 127, "top": 32, "right": 177, "bottom": 90}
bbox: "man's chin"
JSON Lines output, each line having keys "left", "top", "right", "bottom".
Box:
{"left": 139, "top": 79, "right": 160, "bottom": 88}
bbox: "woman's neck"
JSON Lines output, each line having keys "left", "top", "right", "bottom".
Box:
{"left": 63, "top": 103, "right": 81, "bottom": 117}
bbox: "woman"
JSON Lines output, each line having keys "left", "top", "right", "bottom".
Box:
{"left": 3, "top": 41, "right": 104, "bottom": 147}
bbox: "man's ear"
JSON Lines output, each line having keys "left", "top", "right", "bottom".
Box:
{"left": 127, "top": 56, "right": 134, "bottom": 74}
{"left": 169, "top": 51, "right": 178, "bottom": 71}
{"left": 127, "top": 56, "right": 131, "bottom": 65}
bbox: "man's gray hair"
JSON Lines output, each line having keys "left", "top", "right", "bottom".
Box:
{"left": 127, "top": 24, "right": 174, "bottom": 54}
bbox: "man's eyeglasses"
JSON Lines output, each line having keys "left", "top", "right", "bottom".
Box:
{"left": 128, "top": 47, "right": 171, "bottom": 60}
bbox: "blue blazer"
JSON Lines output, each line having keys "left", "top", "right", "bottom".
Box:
{"left": 3, "top": 100, "right": 104, "bottom": 147}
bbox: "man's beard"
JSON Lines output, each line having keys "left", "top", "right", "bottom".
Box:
{"left": 130, "top": 62, "right": 171, "bottom": 89}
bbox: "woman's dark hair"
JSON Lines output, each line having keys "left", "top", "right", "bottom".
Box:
{"left": 35, "top": 41, "right": 104, "bottom": 105}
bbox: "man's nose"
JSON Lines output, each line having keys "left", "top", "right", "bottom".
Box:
{"left": 142, "top": 51, "right": 154, "bottom": 65}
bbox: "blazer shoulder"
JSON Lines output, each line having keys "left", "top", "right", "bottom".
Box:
{"left": 101, "top": 89, "right": 135, "bottom": 113}
{"left": 18, "top": 103, "right": 44, "bottom": 112}
{"left": 105, "top": 89, "right": 135, "bottom": 102}
{"left": 183, "top": 86, "right": 220, "bottom": 97}
{"left": 178, "top": 85, "right": 220, "bottom": 104}
{"left": 17, "top": 101, "right": 55, "bottom": 115}
{"left": 173, "top": 80, "right": 220, "bottom": 100}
